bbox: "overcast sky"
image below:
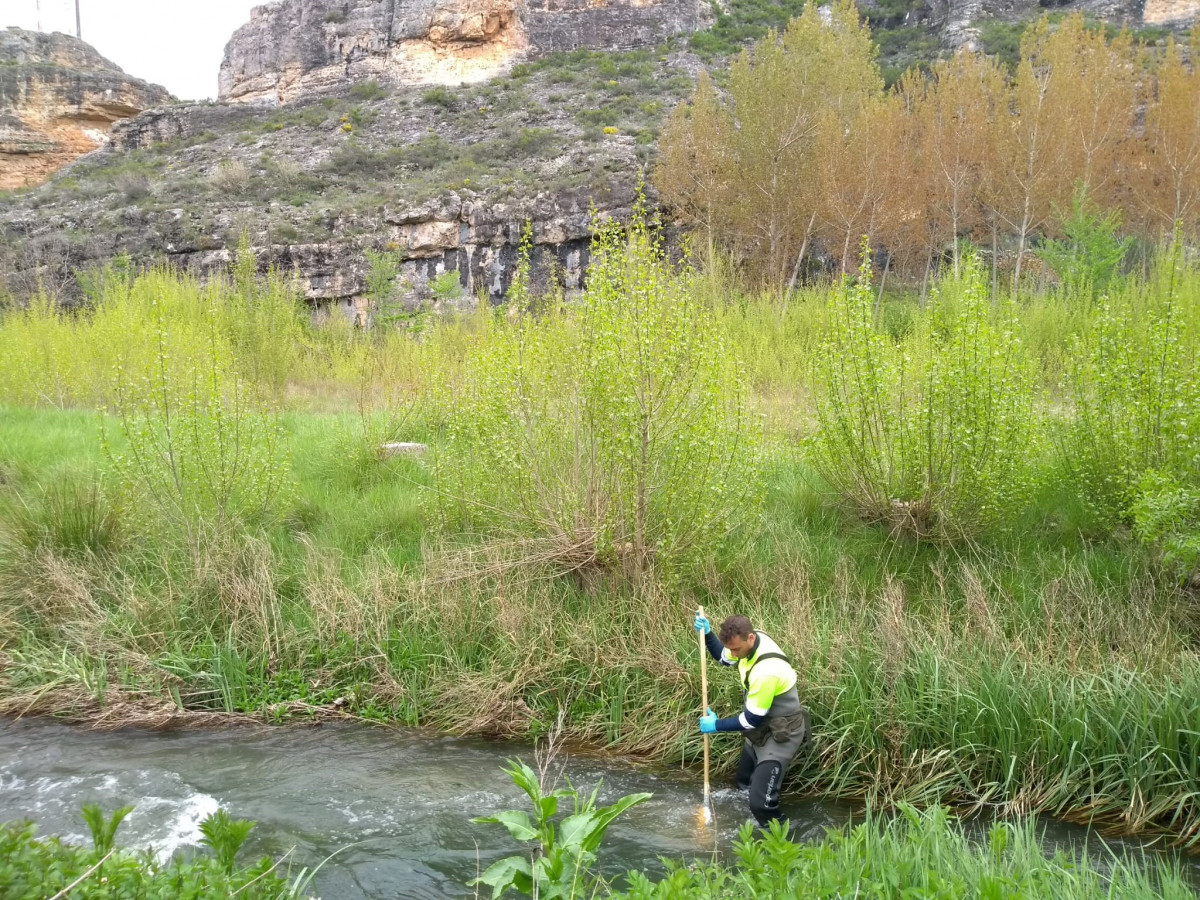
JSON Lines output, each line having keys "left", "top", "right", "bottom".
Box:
{"left": 3, "top": 0, "right": 265, "bottom": 100}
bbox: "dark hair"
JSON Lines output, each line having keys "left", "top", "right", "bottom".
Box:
{"left": 719, "top": 615, "right": 754, "bottom": 643}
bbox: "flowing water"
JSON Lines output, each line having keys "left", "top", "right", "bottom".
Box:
{"left": 0, "top": 717, "right": 1194, "bottom": 898}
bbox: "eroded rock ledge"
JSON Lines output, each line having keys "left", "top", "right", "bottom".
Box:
{"left": 0, "top": 27, "right": 170, "bottom": 189}
{"left": 218, "top": 0, "right": 704, "bottom": 103}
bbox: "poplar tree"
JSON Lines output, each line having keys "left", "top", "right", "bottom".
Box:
{"left": 1141, "top": 26, "right": 1200, "bottom": 238}
{"left": 903, "top": 51, "right": 1007, "bottom": 277}
{"left": 1037, "top": 15, "right": 1139, "bottom": 217}
{"left": 983, "top": 18, "right": 1070, "bottom": 290}
{"left": 654, "top": 0, "right": 881, "bottom": 286}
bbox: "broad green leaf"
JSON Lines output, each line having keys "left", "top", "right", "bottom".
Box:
{"left": 505, "top": 760, "right": 542, "bottom": 803}
{"left": 468, "top": 855, "right": 533, "bottom": 900}
{"left": 470, "top": 810, "right": 538, "bottom": 842}
{"left": 578, "top": 792, "right": 652, "bottom": 853}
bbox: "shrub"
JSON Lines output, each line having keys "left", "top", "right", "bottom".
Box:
{"left": 1061, "top": 243, "right": 1200, "bottom": 526}
{"left": 114, "top": 170, "right": 151, "bottom": 201}
{"left": 432, "top": 201, "right": 765, "bottom": 581}
{"left": 1130, "top": 470, "right": 1200, "bottom": 584}
{"left": 810, "top": 245, "right": 1038, "bottom": 538}
{"left": 1035, "top": 184, "right": 1132, "bottom": 295}
{"left": 102, "top": 256, "right": 293, "bottom": 545}
{"left": 350, "top": 79, "right": 388, "bottom": 101}
{"left": 421, "top": 86, "right": 456, "bottom": 109}
{"left": 429, "top": 270, "right": 464, "bottom": 302}
{"left": 210, "top": 159, "right": 251, "bottom": 195}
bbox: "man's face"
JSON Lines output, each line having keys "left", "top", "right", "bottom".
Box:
{"left": 722, "top": 632, "right": 756, "bottom": 660}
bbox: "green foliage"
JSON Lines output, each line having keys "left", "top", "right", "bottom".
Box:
{"left": 102, "top": 262, "right": 292, "bottom": 543}
{"left": 198, "top": 808, "right": 257, "bottom": 875}
{"left": 1036, "top": 185, "right": 1132, "bottom": 295}
{"left": 0, "top": 808, "right": 295, "bottom": 899}
{"left": 611, "top": 806, "right": 1196, "bottom": 899}
{"left": 1060, "top": 244, "right": 1200, "bottom": 527}
{"left": 433, "top": 200, "right": 765, "bottom": 580}
{"left": 429, "top": 270, "right": 464, "bottom": 303}
{"left": 811, "top": 245, "right": 1038, "bottom": 537}
{"left": 79, "top": 803, "right": 133, "bottom": 856}
{"left": 1130, "top": 470, "right": 1200, "bottom": 582}
{"left": 2, "top": 481, "right": 120, "bottom": 560}
{"left": 977, "top": 19, "right": 1028, "bottom": 70}
{"left": 421, "top": 86, "right": 457, "bottom": 109}
{"left": 689, "top": 0, "right": 810, "bottom": 57}
{"left": 349, "top": 79, "right": 388, "bottom": 101}
{"left": 470, "top": 758, "right": 651, "bottom": 899}
{"left": 365, "top": 248, "right": 402, "bottom": 316}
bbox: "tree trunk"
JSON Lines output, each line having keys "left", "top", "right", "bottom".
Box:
{"left": 787, "top": 212, "right": 817, "bottom": 293}
{"left": 920, "top": 247, "right": 932, "bottom": 308}
{"left": 874, "top": 252, "right": 891, "bottom": 325}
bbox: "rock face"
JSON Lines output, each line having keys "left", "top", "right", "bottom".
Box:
{"left": 0, "top": 28, "right": 170, "bottom": 189}
{"left": 1143, "top": 0, "right": 1200, "bottom": 25}
{"left": 0, "top": 55, "right": 687, "bottom": 311}
{"left": 218, "top": 0, "right": 703, "bottom": 103}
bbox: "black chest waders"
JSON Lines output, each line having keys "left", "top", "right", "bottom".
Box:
{"left": 736, "top": 639, "right": 811, "bottom": 826}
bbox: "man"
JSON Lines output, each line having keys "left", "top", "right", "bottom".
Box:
{"left": 693, "top": 612, "right": 810, "bottom": 826}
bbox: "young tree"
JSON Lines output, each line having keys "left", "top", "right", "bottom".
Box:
{"left": 903, "top": 51, "right": 1008, "bottom": 277}
{"left": 655, "top": 0, "right": 881, "bottom": 286}
{"left": 1037, "top": 15, "right": 1139, "bottom": 217}
{"left": 654, "top": 72, "right": 734, "bottom": 272}
{"left": 982, "top": 18, "right": 1071, "bottom": 290}
{"left": 1140, "top": 26, "right": 1200, "bottom": 239}
{"left": 813, "top": 93, "right": 907, "bottom": 274}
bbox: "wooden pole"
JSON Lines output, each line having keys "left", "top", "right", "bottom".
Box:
{"left": 697, "top": 605, "right": 712, "bottom": 823}
{"left": 76, "top": 0, "right": 82, "bottom": 39}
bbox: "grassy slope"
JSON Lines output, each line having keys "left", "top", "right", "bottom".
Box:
{"left": 3, "top": 403, "right": 1199, "bottom": 843}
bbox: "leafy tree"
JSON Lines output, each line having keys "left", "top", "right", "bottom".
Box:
{"left": 433, "top": 200, "right": 764, "bottom": 581}
{"left": 1140, "top": 26, "right": 1200, "bottom": 238}
{"left": 655, "top": 0, "right": 881, "bottom": 286}
{"left": 1035, "top": 184, "right": 1132, "bottom": 293}
{"left": 901, "top": 50, "right": 1007, "bottom": 277}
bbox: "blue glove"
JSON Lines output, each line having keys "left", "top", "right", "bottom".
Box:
{"left": 699, "top": 708, "right": 717, "bottom": 734}
{"left": 693, "top": 612, "right": 711, "bottom": 635}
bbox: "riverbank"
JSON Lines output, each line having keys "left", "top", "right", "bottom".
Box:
{"left": 3, "top": 243, "right": 1200, "bottom": 850}
{"left": 3, "top": 403, "right": 1198, "bottom": 845}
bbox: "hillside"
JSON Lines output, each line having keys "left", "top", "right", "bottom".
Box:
{"left": 0, "top": 0, "right": 1197, "bottom": 310}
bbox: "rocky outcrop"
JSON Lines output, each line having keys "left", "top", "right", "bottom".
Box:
{"left": 865, "top": 0, "right": 1176, "bottom": 52}
{"left": 0, "top": 28, "right": 170, "bottom": 189}
{"left": 0, "top": 53, "right": 678, "bottom": 311}
{"left": 218, "top": 0, "right": 704, "bottom": 103}
{"left": 1144, "top": 0, "right": 1200, "bottom": 25}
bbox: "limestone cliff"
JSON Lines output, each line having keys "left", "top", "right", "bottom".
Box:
{"left": 0, "top": 28, "right": 170, "bottom": 190}
{"left": 218, "top": 0, "right": 704, "bottom": 103}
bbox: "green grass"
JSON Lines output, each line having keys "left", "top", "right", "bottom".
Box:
{"left": 2, "top": 261, "right": 1200, "bottom": 847}
{"left": 611, "top": 806, "right": 1197, "bottom": 898}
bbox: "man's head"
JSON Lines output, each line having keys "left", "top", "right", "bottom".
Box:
{"left": 719, "top": 615, "right": 756, "bottom": 659}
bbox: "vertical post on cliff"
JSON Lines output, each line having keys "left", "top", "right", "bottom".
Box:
{"left": 76, "top": 0, "right": 82, "bottom": 39}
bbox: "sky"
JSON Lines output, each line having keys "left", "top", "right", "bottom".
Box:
{"left": 3, "top": 0, "right": 266, "bottom": 100}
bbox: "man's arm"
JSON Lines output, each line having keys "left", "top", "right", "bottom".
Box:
{"left": 711, "top": 670, "right": 780, "bottom": 732}
{"left": 704, "top": 631, "right": 736, "bottom": 666}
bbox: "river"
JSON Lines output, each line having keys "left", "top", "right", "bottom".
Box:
{"left": 0, "top": 717, "right": 1193, "bottom": 898}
